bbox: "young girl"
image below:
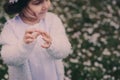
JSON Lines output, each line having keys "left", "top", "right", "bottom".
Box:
{"left": 0, "top": 0, "right": 71, "bottom": 80}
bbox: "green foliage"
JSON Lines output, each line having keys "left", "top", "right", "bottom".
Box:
{"left": 0, "top": 0, "right": 120, "bottom": 80}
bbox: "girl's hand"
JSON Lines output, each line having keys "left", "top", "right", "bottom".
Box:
{"left": 24, "top": 28, "right": 40, "bottom": 44}
{"left": 40, "top": 32, "right": 52, "bottom": 49}
{"left": 24, "top": 28, "right": 52, "bottom": 48}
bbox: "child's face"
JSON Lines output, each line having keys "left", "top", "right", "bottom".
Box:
{"left": 28, "top": 0, "right": 51, "bottom": 19}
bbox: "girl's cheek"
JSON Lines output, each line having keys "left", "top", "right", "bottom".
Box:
{"left": 48, "top": 2, "right": 51, "bottom": 8}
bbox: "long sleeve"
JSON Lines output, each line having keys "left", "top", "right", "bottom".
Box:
{"left": 47, "top": 15, "right": 72, "bottom": 59}
{"left": 0, "top": 22, "right": 36, "bottom": 66}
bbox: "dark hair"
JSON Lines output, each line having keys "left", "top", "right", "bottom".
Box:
{"left": 3, "top": 0, "right": 31, "bottom": 15}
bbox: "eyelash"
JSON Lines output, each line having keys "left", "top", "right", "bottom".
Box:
{"left": 32, "top": 0, "right": 49, "bottom": 5}
{"left": 32, "top": 1, "right": 42, "bottom": 5}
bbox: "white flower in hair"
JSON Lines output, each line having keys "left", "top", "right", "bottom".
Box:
{"left": 9, "top": 0, "right": 18, "bottom": 3}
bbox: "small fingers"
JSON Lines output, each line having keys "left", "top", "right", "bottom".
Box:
{"left": 24, "top": 33, "right": 34, "bottom": 39}
{"left": 24, "top": 38, "right": 34, "bottom": 44}
{"left": 41, "top": 32, "right": 52, "bottom": 42}
{"left": 41, "top": 32, "right": 51, "bottom": 38}
{"left": 40, "top": 32, "right": 52, "bottom": 48}
{"left": 42, "top": 36, "right": 51, "bottom": 43}
{"left": 41, "top": 42, "right": 51, "bottom": 48}
{"left": 24, "top": 28, "right": 40, "bottom": 44}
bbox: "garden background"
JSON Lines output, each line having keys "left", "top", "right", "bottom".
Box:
{"left": 0, "top": 0, "right": 120, "bottom": 80}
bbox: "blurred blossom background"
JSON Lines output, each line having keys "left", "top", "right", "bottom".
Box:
{"left": 0, "top": 0, "right": 120, "bottom": 80}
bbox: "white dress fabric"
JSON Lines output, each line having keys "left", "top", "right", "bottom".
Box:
{"left": 0, "top": 12, "right": 71, "bottom": 80}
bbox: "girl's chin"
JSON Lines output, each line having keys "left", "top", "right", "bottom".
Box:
{"left": 38, "top": 13, "right": 46, "bottom": 19}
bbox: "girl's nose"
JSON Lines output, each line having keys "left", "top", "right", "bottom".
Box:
{"left": 42, "top": 1, "right": 48, "bottom": 10}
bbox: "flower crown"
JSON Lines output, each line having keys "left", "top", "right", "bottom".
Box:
{"left": 9, "top": 0, "right": 18, "bottom": 3}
